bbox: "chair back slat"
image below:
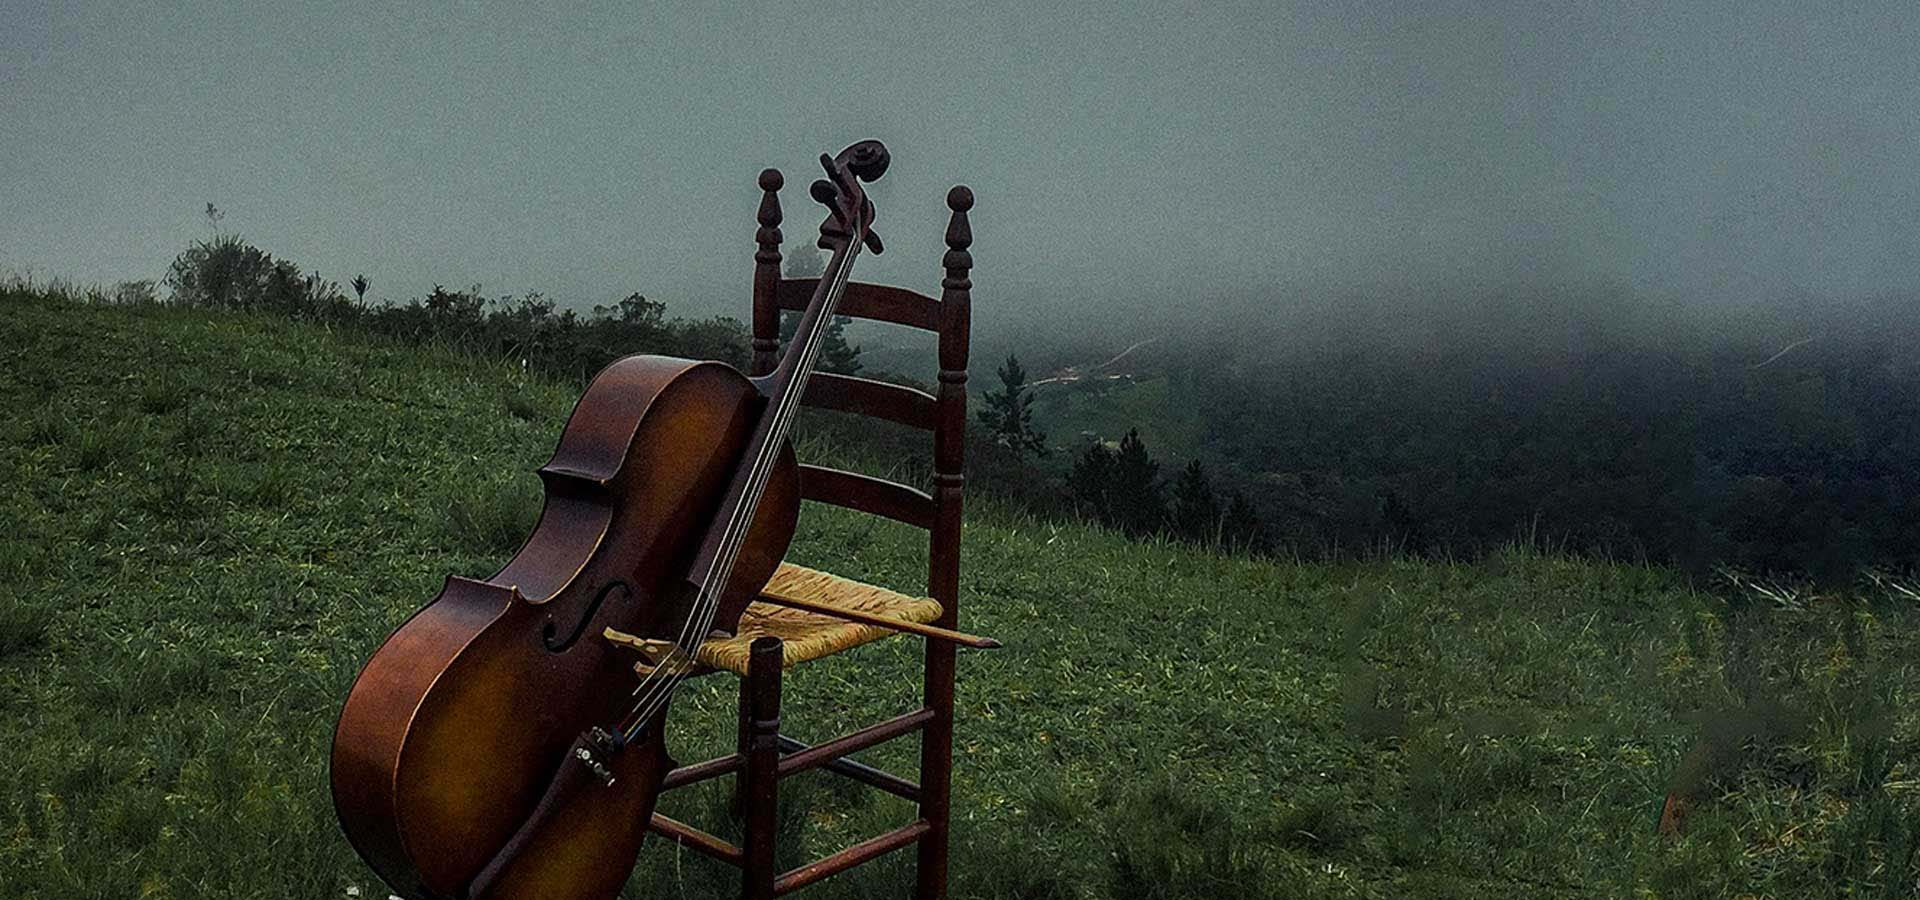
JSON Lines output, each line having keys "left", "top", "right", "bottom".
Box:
{"left": 797, "top": 464, "right": 935, "bottom": 530}
{"left": 802, "top": 373, "right": 937, "bottom": 431}
{"left": 777, "top": 279, "right": 941, "bottom": 332}
{"left": 749, "top": 173, "right": 971, "bottom": 560}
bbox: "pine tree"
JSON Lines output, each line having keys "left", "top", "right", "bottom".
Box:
{"left": 977, "top": 354, "right": 1047, "bottom": 457}
{"left": 1221, "top": 490, "right": 1267, "bottom": 554}
{"left": 1170, "top": 459, "right": 1220, "bottom": 544}
{"left": 1380, "top": 490, "right": 1419, "bottom": 552}
{"left": 1108, "top": 428, "right": 1166, "bottom": 536}
{"left": 778, "top": 244, "right": 861, "bottom": 374}
{"left": 1069, "top": 440, "right": 1116, "bottom": 523}
{"left": 784, "top": 243, "right": 825, "bottom": 281}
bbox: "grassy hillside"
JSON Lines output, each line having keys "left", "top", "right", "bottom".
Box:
{"left": 4, "top": 296, "right": 1917, "bottom": 898}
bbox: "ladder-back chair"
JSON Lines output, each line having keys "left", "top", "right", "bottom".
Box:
{"left": 637, "top": 171, "right": 986, "bottom": 900}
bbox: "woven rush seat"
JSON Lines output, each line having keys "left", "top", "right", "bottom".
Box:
{"left": 695, "top": 563, "right": 943, "bottom": 676}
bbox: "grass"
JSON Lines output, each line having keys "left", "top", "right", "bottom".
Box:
{"left": 3, "top": 294, "right": 1918, "bottom": 898}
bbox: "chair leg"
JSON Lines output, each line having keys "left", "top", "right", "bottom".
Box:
{"left": 915, "top": 638, "right": 956, "bottom": 900}
{"left": 732, "top": 660, "right": 754, "bottom": 815}
{"left": 742, "top": 637, "right": 783, "bottom": 900}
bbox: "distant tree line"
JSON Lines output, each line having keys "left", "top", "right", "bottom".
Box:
{"left": 978, "top": 356, "right": 1266, "bottom": 552}
{"left": 27, "top": 219, "right": 1917, "bottom": 580}
{"left": 156, "top": 226, "right": 859, "bottom": 383}
{"left": 154, "top": 228, "right": 1275, "bottom": 556}
{"left": 977, "top": 299, "right": 1920, "bottom": 581}
{"left": 1170, "top": 333, "right": 1920, "bottom": 582}
{"left": 1065, "top": 430, "right": 1267, "bottom": 552}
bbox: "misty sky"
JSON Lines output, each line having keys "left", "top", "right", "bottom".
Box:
{"left": 5, "top": 2, "right": 1917, "bottom": 337}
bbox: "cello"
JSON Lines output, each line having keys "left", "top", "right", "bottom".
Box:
{"left": 331, "top": 140, "right": 892, "bottom": 900}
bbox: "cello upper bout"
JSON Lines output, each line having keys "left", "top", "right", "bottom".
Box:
{"left": 539, "top": 355, "right": 713, "bottom": 486}
{"left": 498, "top": 357, "right": 745, "bottom": 607}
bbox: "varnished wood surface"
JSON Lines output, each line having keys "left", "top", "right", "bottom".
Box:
{"left": 775, "top": 278, "right": 941, "bottom": 332}
{"left": 801, "top": 371, "right": 938, "bottom": 431}
{"left": 796, "top": 464, "right": 935, "bottom": 529}
{"left": 775, "top": 819, "right": 931, "bottom": 895}
{"left": 648, "top": 813, "right": 744, "bottom": 864}
{"left": 331, "top": 356, "right": 800, "bottom": 899}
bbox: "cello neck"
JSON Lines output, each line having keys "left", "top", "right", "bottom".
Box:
{"left": 767, "top": 238, "right": 859, "bottom": 390}
{"left": 683, "top": 232, "right": 861, "bottom": 597}
{"left": 681, "top": 140, "right": 888, "bottom": 615}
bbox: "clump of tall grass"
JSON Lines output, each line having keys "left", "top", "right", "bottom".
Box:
{"left": 70, "top": 418, "right": 138, "bottom": 472}
{"left": 242, "top": 460, "right": 297, "bottom": 508}
{"left": 137, "top": 377, "right": 190, "bottom": 415}
{"left": 1103, "top": 778, "right": 1301, "bottom": 900}
{"left": 139, "top": 465, "right": 199, "bottom": 519}
{"left": 1, "top": 270, "right": 154, "bottom": 306}
{"left": 445, "top": 476, "right": 543, "bottom": 555}
{"left": 81, "top": 650, "right": 221, "bottom": 712}
{"left": 168, "top": 402, "right": 216, "bottom": 455}
{"left": 1861, "top": 568, "right": 1920, "bottom": 606}
{"left": 502, "top": 387, "right": 544, "bottom": 422}
{"left": 25, "top": 412, "right": 75, "bottom": 448}
{"left": 0, "top": 598, "right": 51, "bottom": 657}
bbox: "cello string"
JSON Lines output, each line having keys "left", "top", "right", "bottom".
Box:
{"left": 670, "top": 233, "right": 857, "bottom": 659}
{"left": 619, "top": 239, "right": 856, "bottom": 737}
{"left": 622, "top": 225, "right": 863, "bottom": 732}
{"left": 618, "top": 230, "right": 862, "bottom": 738}
{"left": 621, "top": 229, "right": 857, "bottom": 703}
{"left": 685, "top": 234, "right": 860, "bottom": 633}
{"left": 636, "top": 233, "right": 858, "bottom": 712}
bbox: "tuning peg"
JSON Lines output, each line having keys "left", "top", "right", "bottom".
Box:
{"left": 810, "top": 178, "right": 838, "bottom": 205}
{"left": 863, "top": 228, "right": 884, "bottom": 255}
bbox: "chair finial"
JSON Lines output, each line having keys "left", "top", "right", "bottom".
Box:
{"left": 748, "top": 166, "right": 779, "bottom": 239}
{"left": 752, "top": 169, "right": 786, "bottom": 375}
{"left": 756, "top": 169, "right": 784, "bottom": 265}
{"left": 942, "top": 185, "right": 972, "bottom": 290}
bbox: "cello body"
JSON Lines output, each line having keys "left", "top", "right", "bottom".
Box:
{"left": 331, "top": 354, "right": 800, "bottom": 899}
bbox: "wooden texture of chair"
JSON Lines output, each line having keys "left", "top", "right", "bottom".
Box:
{"left": 636, "top": 172, "right": 985, "bottom": 899}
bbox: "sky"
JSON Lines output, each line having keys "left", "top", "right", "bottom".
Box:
{"left": 4, "top": 1, "right": 1917, "bottom": 340}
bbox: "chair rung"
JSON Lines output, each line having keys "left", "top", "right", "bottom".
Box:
{"left": 776, "top": 735, "right": 919, "bottom": 801}
{"left": 661, "top": 752, "right": 743, "bottom": 790}
{"left": 778, "top": 708, "right": 933, "bottom": 778}
{"left": 774, "top": 819, "right": 932, "bottom": 896}
{"left": 649, "top": 813, "right": 743, "bottom": 865}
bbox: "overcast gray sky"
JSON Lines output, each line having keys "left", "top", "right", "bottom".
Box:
{"left": 5, "top": 1, "right": 1916, "bottom": 337}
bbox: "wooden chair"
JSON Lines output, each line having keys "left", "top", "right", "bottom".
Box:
{"left": 636, "top": 171, "right": 989, "bottom": 900}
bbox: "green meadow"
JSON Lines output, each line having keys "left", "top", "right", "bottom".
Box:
{"left": 4, "top": 295, "right": 1917, "bottom": 898}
